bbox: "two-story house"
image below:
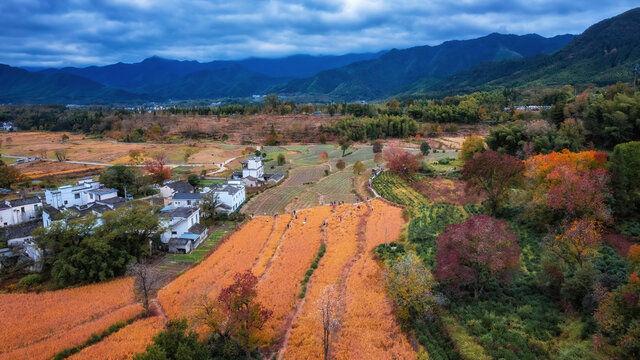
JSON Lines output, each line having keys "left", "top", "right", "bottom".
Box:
{"left": 44, "top": 178, "right": 101, "bottom": 209}
{"left": 0, "top": 196, "right": 42, "bottom": 227}
{"left": 159, "top": 206, "right": 207, "bottom": 254}
{"left": 171, "top": 193, "right": 204, "bottom": 208}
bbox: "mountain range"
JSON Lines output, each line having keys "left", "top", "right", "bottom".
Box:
{"left": 1, "top": 7, "right": 639, "bottom": 104}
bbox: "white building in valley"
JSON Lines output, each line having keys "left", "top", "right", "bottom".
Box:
{"left": 159, "top": 206, "right": 207, "bottom": 254}
{"left": 0, "top": 197, "right": 42, "bottom": 227}
{"left": 202, "top": 180, "right": 246, "bottom": 214}
{"left": 241, "top": 157, "right": 264, "bottom": 179}
{"left": 44, "top": 178, "right": 102, "bottom": 209}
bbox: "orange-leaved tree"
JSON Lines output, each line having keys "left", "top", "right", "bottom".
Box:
{"left": 383, "top": 146, "right": 422, "bottom": 178}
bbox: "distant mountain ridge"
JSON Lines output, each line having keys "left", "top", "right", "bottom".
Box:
{"left": 411, "top": 7, "right": 640, "bottom": 95}
{"left": 36, "top": 52, "right": 387, "bottom": 91}
{"left": 17, "top": 16, "right": 640, "bottom": 105}
{"left": 271, "top": 33, "right": 574, "bottom": 100}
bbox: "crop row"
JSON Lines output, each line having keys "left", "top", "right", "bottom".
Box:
{"left": 283, "top": 204, "right": 366, "bottom": 359}
{"left": 333, "top": 200, "right": 416, "bottom": 359}
{"left": 0, "top": 303, "right": 144, "bottom": 360}
{"left": 372, "top": 171, "right": 426, "bottom": 207}
{"left": 0, "top": 277, "right": 136, "bottom": 353}
{"left": 68, "top": 316, "right": 164, "bottom": 360}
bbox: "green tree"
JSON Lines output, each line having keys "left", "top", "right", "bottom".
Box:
{"left": 34, "top": 201, "right": 161, "bottom": 286}
{"left": 385, "top": 253, "right": 436, "bottom": 322}
{"left": 340, "top": 140, "right": 351, "bottom": 157}
{"left": 372, "top": 140, "right": 383, "bottom": 153}
{"left": 188, "top": 174, "right": 200, "bottom": 188}
{"left": 459, "top": 134, "right": 485, "bottom": 160}
{"left": 419, "top": 141, "right": 431, "bottom": 156}
{"left": 135, "top": 319, "right": 211, "bottom": 360}
{"left": 99, "top": 165, "right": 146, "bottom": 197}
{"left": 277, "top": 153, "right": 286, "bottom": 166}
{"left": 610, "top": 141, "right": 640, "bottom": 219}
{"left": 199, "top": 191, "right": 218, "bottom": 226}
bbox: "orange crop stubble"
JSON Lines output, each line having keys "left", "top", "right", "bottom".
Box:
{"left": 0, "top": 277, "right": 136, "bottom": 353}
{"left": 253, "top": 213, "right": 293, "bottom": 278}
{"left": 68, "top": 316, "right": 164, "bottom": 360}
{"left": 0, "top": 303, "right": 144, "bottom": 360}
{"left": 158, "top": 217, "right": 274, "bottom": 322}
{"left": 334, "top": 199, "right": 416, "bottom": 359}
{"left": 255, "top": 206, "right": 332, "bottom": 346}
{"left": 283, "top": 204, "right": 369, "bottom": 359}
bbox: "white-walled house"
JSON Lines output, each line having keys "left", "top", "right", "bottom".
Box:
{"left": 0, "top": 196, "right": 42, "bottom": 227}
{"left": 44, "top": 178, "right": 101, "bottom": 209}
{"left": 202, "top": 180, "right": 245, "bottom": 214}
{"left": 159, "top": 206, "right": 207, "bottom": 254}
{"left": 241, "top": 157, "right": 264, "bottom": 179}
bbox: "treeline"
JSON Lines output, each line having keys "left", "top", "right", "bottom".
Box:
{"left": 487, "top": 83, "right": 640, "bottom": 155}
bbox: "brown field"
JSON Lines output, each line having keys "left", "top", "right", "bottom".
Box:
{"left": 411, "top": 177, "right": 486, "bottom": 205}
{"left": 0, "top": 278, "right": 142, "bottom": 360}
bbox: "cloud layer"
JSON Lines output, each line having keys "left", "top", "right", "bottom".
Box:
{"left": 1, "top": 0, "right": 637, "bottom": 67}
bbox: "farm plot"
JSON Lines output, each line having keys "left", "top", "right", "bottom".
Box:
{"left": 372, "top": 171, "right": 427, "bottom": 207}
{"left": 0, "top": 277, "right": 137, "bottom": 355}
{"left": 309, "top": 168, "right": 359, "bottom": 204}
{"left": 334, "top": 199, "right": 416, "bottom": 359}
{"left": 242, "top": 186, "right": 305, "bottom": 215}
{"left": 68, "top": 316, "right": 164, "bottom": 360}
{"left": 283, "top": 204, "right": 367, "bottom": 359}
{"left": 408, "top": 204, "right": 468, "bottom": 269}
{"left": 158, "top": 217, "right": 275, "bottom": 323}
{"left": 255, "top": 206, "right": 332, "bottom": 346}
{"left": 285, "top": 166, "right": 326, "bottom": 186}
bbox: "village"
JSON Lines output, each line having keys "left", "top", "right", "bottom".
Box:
{"left": 0, "top": 154, "right": 286, "bottom": 271}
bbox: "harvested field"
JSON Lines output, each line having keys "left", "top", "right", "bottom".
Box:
{"left": 158, "top": 217, "right": 275, "bottom": 323}
{"left": 255, "top": 206, "right": 332, "bottom": 346}
{"left": 0, "top": 277, "right": 136, "bottom": 354}
{"left": 68, "top": 316, "right": 164, "bottom": 360}
{"left": 282, "top": 204, "right": 368, "bottom": 359}
{"left": 333, "top": 199, "right": 416, "bottom": 359}
{"left": 0, "top": 303, "right": 144, "bottom": 360}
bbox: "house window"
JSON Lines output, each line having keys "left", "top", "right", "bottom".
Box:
{"left": 187, "top": 200, "right": 191, "bottom": 206}
{"left": 34, "top": 204, "right": 38, "bottom": 210}
{"left": 64, "top": 200, "right": 68, "bottom": 205}
{"left": 21, "top": 207, "right": 25, "bottom": 213}
{"left": 75, "top": 193, "right": 80, "bottom": 199}
{"left": 171, "top": 231, "right": 177, "bottom": 235}
{"left": 90, "top": 194, "right": 94, "bottom": 200}
{"left": 3, "top": 222, "right": 6, "bottom": 226}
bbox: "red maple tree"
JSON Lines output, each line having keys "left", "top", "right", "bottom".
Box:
{"left": 461, "top": 150, "right": 524, "bottom": 215}
{"left": 383, "top": 146, "right": 422, "bottom": 178}
{"left": 436, "top": 215, "right": 520, "bottom": 299}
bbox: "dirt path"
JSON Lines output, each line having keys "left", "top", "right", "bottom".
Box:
{"left": 259, "top": 216, "right": 293, "bottom": 282}
{"left": 251, "top": 216, "right": 279, "bottom": 271}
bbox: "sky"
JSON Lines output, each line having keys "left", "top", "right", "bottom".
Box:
{"left": 1, "top": 0, "right": 637, "bottom": 68}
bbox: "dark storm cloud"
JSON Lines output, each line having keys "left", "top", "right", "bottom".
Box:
{"left": 0, "top": 0, "right": 637, "bottom": 67}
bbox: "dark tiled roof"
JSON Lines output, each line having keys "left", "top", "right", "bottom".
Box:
{"left": 7, "top": 196, "right": 42, "bottom": 207}
{"left": 97, "top": 197, "right": 125, "bottom": 205}
{"left": 168, "top": 238, "right": 191, "bottom": 247}
{"left": 163, "top": 181, "right": 194, "bottom": 194}
{"left": 164, "top": 207, "right": 195, "bottom": 219}
{"left": 87, "top": 188, "right": 118, "bottom": 195}
{"left": 0, "top": 220, "right": 42, "bottom": 240}
{"left": 173, "top": 193, "right": 203, "bottom": 200}
{"left": 43, "top": 204, "right": 61, "bottom": 217}
{"left": 220, "top": 185, "right": 242, "bottom": 195}
{"left": 188, "top": 223, "right": 207, "bottom": 235}
{"left": 264, "top": 172, "right": 284, "bottom": 181}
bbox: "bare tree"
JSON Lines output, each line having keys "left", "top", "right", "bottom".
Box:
{"left": 318, "top": 285, "right": 341, "bottom": 360}
{"left": 129, "top": 262, "right": 161, "bottom": 315}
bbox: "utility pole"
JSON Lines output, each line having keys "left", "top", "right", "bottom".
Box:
{"left": 634, "top": 64, "right": 639, "bottom": 89}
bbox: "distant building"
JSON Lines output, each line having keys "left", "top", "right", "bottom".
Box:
{"left": 1, "top": 122, "right": 14, "bottom": 132}
{"left": 234, "top": 157, "right": 285, "bottom": 188}
{"left": 0, "top": 196, "right": 42, "bottom": 227}
{"left": 0, "top": 220, "right": 43, "bottom": 271}
{"left": 241, "top": 157, "right": 264, "bottom": 179}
